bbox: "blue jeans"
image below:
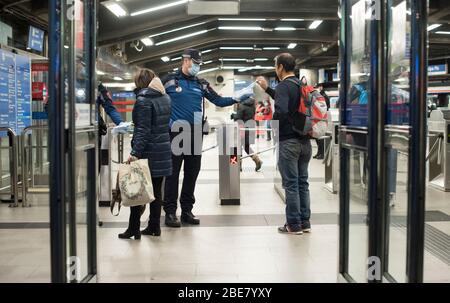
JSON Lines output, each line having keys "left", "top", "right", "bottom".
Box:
{"left": 278, "top": 138, "right": 312, "bottom": 228}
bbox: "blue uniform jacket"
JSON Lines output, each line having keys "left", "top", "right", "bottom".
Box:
{"left": 97, "top": 88, "right": 123, "bottom": 125}
{"left": 162, "top": 70, "right": 236, "bottom": 126}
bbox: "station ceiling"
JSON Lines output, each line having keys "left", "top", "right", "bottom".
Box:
{"left": 0, "top": 0, "right": 449, "bottom": 79}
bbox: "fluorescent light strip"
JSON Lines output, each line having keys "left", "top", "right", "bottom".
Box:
{"left": 220, "top": 47, "right": 253, "bottom": 50}
{"left": 102, "top": 82, "right": 135, "bottom": 88}
{"left": 218, "top": 18, "right": 267, "bottom": 21}
{"left": 436, "top": 31, "right": 450, "bottom": 34}
{"left": 96, "top": 70, "right": 106, "bottom": 75}
{"left": 223, "top": 66, "right": 247, "bottom": 70}
{"left": 113, "top": 76, "right": 123, "bottom": 81}
{"left": 427, "top": 24, "right": 442, "bottom": 31}
{"left": 220, "top": 58, "right": 247, "bottom": 61}
{"left": 155, "top": 30, "right": 209, "bottom": 46}
{"left": 198, "top": 67, "right": 219, "bottom": 75}
{"left": 219, "top": 26, "right": 262, "bottom": 31}
{"left": 103, "top": 2, "right": 127, "bottom": 18}
{"left": 263, "top": 47, "right": 280, "bottom": 50}
{"left": 309, "top": 20, "right": 323, "bottom": 29}
{"left": 171, "top": 57, "right": 182, "bottom": 61}
{"left": 161, "top": 56, "right": 170, "bottom": 62}
{"left": 201, "top": 60, "right": 213, "bottom": 65}
{"left": 254, "top": 58, "right": 268, "bottom": 61}
{"left": 281, "top": 19, "right": 304, "bottom": 21}
{"left": 287, "top": 43, "right": 297, "bottom": 49}
{"left": 131, "top": 0, "right": 188, "bottom": 17}
{"left": 148, "top": 22, "right": 206, "bottom": 38}
{"left": 141, "top": 38, "right": 154, "bottom": 46}
{"left": 201, "top": 49, "right": 214, "bottom": 54}
{"left": 275, "top": 27, "right": 296, "bottom": 31}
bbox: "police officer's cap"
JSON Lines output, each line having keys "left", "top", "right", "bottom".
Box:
{"left": 182, "top": 49, "right": 202, "bottom": 64}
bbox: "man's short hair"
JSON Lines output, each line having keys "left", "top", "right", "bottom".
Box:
{"left": 275, "top": 53, "right": 296, "bottom": 72}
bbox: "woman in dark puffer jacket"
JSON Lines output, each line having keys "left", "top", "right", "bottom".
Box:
{"left": 119, "top": 69, "right": 172, "bottom": 240}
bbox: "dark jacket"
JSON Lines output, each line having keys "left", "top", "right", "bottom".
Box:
{"left": 265, "top": 76, "right": 308, "bottom": 142}
{"left": 232, "top": 97, "right": 255, "bottom": 122}
{"left": 131, "top": 78, "right": 172, "bottom": 178}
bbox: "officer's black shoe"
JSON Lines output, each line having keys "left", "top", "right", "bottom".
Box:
{"left": 165, "top": 213, "right": 181, "bottom": 228}
{"left": 181, "top": 211, "right": 200, "bottom": 225}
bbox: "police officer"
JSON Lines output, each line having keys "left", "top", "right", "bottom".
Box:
{"left": 162, "top": 49, "right": 242, "bottom": 227}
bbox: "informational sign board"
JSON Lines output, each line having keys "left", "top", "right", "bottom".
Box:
{"left": 0, "top": 48, "right": 32, "bottom": 136}
{"left": 428, "top": 64, "right": 448, "bottom": 76}
{"left": 28, "top": 26, "right": 44, "bottom": 52}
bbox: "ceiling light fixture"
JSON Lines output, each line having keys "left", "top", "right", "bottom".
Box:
{"left": 220, "top": 58, "right": 247, "bottom": 61}
{"left": 219, "top": 26, "right": 262, "bottom": 31}
{"left": 161, "top": 56, "right": 170, "bottom": 62}
{"left": 103, "top": 1, "right": 128, "bottom": 18}
{"left": 218, "top": 18, "right": 267, "bottom": 21}
{"left": 198, "top": 67, "right": 219, "bottom": 75}
{"left": 131, "top": 0, "right": 188, "bottom": 17}
{"left": 220, "top": 46, "right": 253, "bottom": 50}
{"left": 113, "top": 76, "right": 123, "bottom": 81}
{"left": 275, "top": 27, "right": 296, "bottom": 31}
{"left": 155, "top": 30, "right": 209, "bottom": 46}
{"left": 96, "top": 70, "right": 106, "bottom": 75}
{"left": 287, "top": 43, "right": 297, "bottom": 49}
{"left": 309, "top": 20, "right": 323, "bottom": 29}
{"left": 427, "top": 24, "right": 442, "bottom": 31}
{"left": 201, "top": 49, "right": 214, "bottom": 54}
{"left": 254, "top": 58, "right": 269, "bottom": 61}
{"left": 148, "top": 22, "right": 206, "bottom": 38}
{"left": 281, "top": 19, "right": 305, "bottom": 21}
{"left": 201, "top": 60, "right": 213, "bottom": 65}
{"left": 436, "top": 31, "right": 450, "bottom": 34}
{"left": 263, "top": 47, "right": 280, "bottom": 50}
{"left": 141, "top": 37, "right": 154, "bottom": 46}
{"left": 171, "top": 57, "right": 182, "bottom": 61}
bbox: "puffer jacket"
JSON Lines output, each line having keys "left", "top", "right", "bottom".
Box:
{"left": 131, "top": 78, "right": 172, "bottom": 178}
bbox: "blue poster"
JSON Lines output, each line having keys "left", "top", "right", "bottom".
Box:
{"left": 28, "top": 26, "right": 44, "bottom": 52}
{"left": 15, "top": 54, "right": 31, "bottom": 135}
{"left": 0, "top": 49, "right": 32, "bottom": 137}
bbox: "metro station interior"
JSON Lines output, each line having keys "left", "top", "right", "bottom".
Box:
{"left": 0, "top": 0, "right": 449, "bottom": 283}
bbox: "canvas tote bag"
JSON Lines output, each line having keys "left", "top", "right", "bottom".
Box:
{"left": 118, "top": 159, "right": 155, "bottom": 207}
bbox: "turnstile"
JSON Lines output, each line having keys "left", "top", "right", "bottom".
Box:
{"left": 99, "top": 128, "right": 112, "bottom": 206}
{"left": 427, "top": 109, "right": 450, "bottom": 191}
{"left": 324, "top": 109, "right": 340, "bottom": 193}
{"left": 218, "top": 123, "right": 241, "bottom": 205}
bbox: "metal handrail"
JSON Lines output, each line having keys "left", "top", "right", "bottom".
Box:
{"left": 0, "top": 127, "right": 18, "bottom": 207}
{"left": 21, "top": 125, "right": 49, "bottom": 207}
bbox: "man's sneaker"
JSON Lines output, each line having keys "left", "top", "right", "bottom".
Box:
{"left": 278, "top": 224, "right": 303, "bottom": 235}
{"left": 301, "top": 221, "right": 311, "bottom": 233}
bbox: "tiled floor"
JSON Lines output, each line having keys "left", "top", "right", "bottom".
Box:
{"left": 0, "top": 132, "right": 449, "bottom": 283}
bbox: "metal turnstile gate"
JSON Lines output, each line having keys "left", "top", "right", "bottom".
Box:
{"left": 324, "top": 109, "right": 340, "bottom": 194}
{"left": 427, "top": 109, "right": 450, "bottom": 191}
{"left": 218, "top": 123, "right": 241, "bottom": 205}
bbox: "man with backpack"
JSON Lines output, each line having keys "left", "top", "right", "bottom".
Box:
{"left": 256, "top": 53, "right": 313, "bottom": 235}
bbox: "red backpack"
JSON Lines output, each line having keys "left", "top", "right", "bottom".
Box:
{"left": 286, "top": 79, "right": 329, "bottom": 139}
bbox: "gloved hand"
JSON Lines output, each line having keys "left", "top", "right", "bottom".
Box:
{"left": 98, "top": 82, "right": 106, "bottom": 93}
{"left": 111, "top": 122, "right": 132, "bottom": 135}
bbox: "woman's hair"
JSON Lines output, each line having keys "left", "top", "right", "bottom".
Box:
{"left": 134, "top": 68, "right": 156, "bottom": 89}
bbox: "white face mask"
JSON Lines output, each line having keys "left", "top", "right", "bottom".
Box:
{"left": 188, "top": 63, "right": 201, "bottom": 76}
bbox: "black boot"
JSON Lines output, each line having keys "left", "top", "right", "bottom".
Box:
{"left": 181, "top": 211, "right": 200, "bottom": 225}
{"left": 119, "top": 206, "right": 142, "bottom": 240}
{"left": 165, "top": 213, "right": 181, "bottom": 228}
{"left": 141, "top": 224, "right": 161, "bottom": 236}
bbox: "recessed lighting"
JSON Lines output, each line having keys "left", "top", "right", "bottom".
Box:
{"left": 281, "top": 19, "right": 304, "bottom": 21}
{"left": 113, "top": 76, "right": 123, "bottom": 81}
{"left": 131, "top": 0, "right": 188, "bottom": 17}
{"left": 219, "top": 26, "right": 262, "bottom": 31}
{"left": 218, "top": 18, "right": 267, "bottom": 21}
{"left": 287, "top": 43, "right": 297, "bottom": 49}
{"left": 220, "top": 47, "right": 253, "bottom": 50}
{"left": 309, "top": 20, "right": 323, "bottom": 29}
{"left": 427, "top": 24, "right": 442, "bottom": 31}
{"left": 141, "top": 38, "right": 154, "bottom": 46}
{"left": 155, "top": 30, "right": 209, "bottom": 46}
{"left": 148, "top": 22, "right": 206, "bottom": 38}
{"left": 161, "top": 56, "right": 170, "bottom": 62}
{"left": 263, "top": 47, "right": 280, "bottom": 50}
{"left": 436, "top": 31, "right": 450, "bottom": 35}
{"left": 275, "top": 27, "right": 296, "bottom": 31}
{"left": 102, "top": 1, "right": 128, "bottom": 18}
{"left": 171, "top": 57, "right": 182, "bottom": 61}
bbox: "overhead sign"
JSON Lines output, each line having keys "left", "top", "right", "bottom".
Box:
{"left": 28, "top": 26, "right": 44, "bottom": 52}
{"left": 428, "top": 64, "right": 447, "bottom": 76}
{"left": 0, "top": 48, "right": 31, "bottom": 136}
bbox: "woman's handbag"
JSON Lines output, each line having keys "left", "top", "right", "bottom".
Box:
{"left": 116, "top": 159, "right": 155, "bottom": 208}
